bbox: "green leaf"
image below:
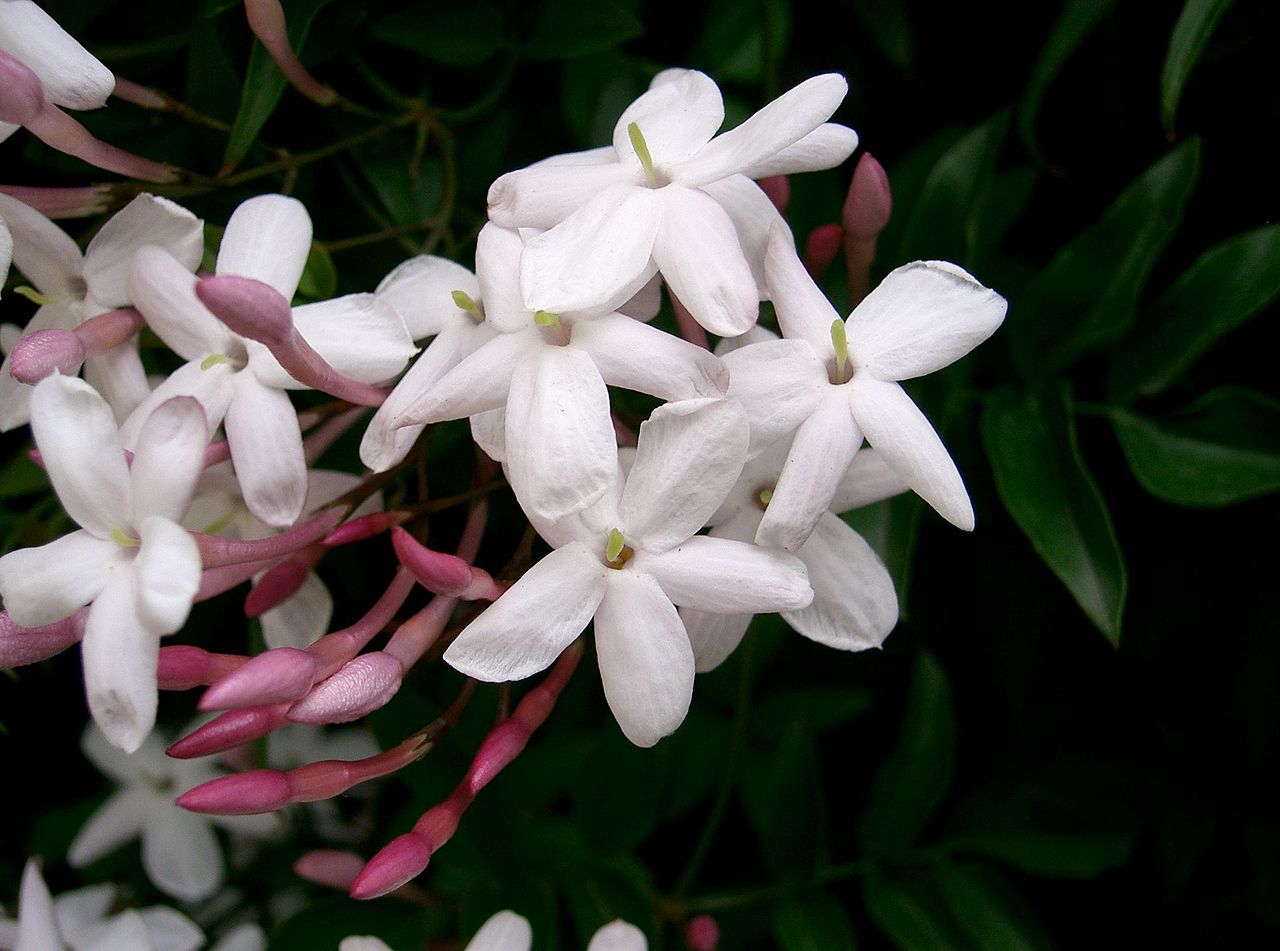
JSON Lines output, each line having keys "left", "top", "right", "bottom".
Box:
{"left": 864, "top": 869, "right": 966, "bottom": 951}
{"left": 692, "top": 0, "right": 792, "bottom": 84}
{"left": 0, "top": 452, "right": 47, "bottom": 501}
{"left": 754, "top": 686, "right": 874, "bottom": 738}
{"left": 521, "top": 0, "right": 642, "bottom": 60}
{"left": 933, "top": 861, "right": 1052, "bottom": 951}
{"left": 1161, "top": 0, "right": 1235, "bottom": 134}
{"left": 1111, "top": 223, "right": 1280, "bottom": 399}
{"left": 858, "top": 652, "right": 956, "bottom": 856}
{"left": 297, "top": 240, "right": 337, "bottom": 300}
{"left": 1112, "top": 388, "right": 1280, "bottom": 507}
{"left": 223, "top": 0, "right": 335, "bottom": 172}
{"left": 1018, "top": 0, "right": 1118, "bottom": 161}
{"left": 847, "top": 0, "right": 914, "bottom": 70}
{"left": 562, "top": 53, "right": 649, "bottom": 147}
{"left": 949, "top": 831, "right": 1134, "bottom": 878}
{"left": 741, "top": 722, "right": 827, "bottom": 875}
{"left": 1010, "top": 138, "right": 1201, "bottom": 380}
{"left": 771, "top": 892, "right": 858, "bottom": 951}
{"left": 981, "top": 389, "right": 1127, "bottom": 644}
{"left": 369, "top": 2, "right": 506, "bottom": 66}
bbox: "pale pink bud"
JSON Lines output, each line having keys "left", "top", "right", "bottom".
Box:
{"left": 244, "top": 557, "right": 311, "bottom": 617}
{"left": 8, "top": 330, "right": 86, "bottom": 383}
{"left": 843, "top": 153, "right": 892, "bottom": 305}
{"left": 287, "top": 651, "right": 405, "bottom": 725}
{"left": 467, "top": 719, "right": 530, "bottom": 794}
{"left": 350, "top": 832, "right": 432, "bottom": 900}
{"left": 199, "top": 646, "right": 319, "bottom": 710}
{"left": 243, "top": 0, "right": 337, "bottom": 108}
{"left": 0, "top": 609, "right": 86, "bottom": 668}
{"left": 391, "top": 528, "right": 502, "bottom": 600}
{"left": 166, "top": 703, "right": 290, "bottom": 758}
{"left": 0, "top": 185, "right": 111, "bottom": 219}
{"left": 756, "top": 174, "right": 790, "bottom": 214}
{"left": 157, "top": 645, "right": 248, "bottom": 691}
{"left": 177, "top": 769, "right": 291, "bottom": 814}
{"left": 295, "top": 850, "right": 365, "bottom": 890}
{"left": 803, "top": 223, "right": 843, "bottom": 279}
{"left": 74, "top": 308, "right": 146, "bottom": 353}
{"left": 686, "top": 915, "right": 720, "bottom": 951}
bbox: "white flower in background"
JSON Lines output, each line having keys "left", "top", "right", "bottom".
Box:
{"left": 126, "top": 193, "right": 414, "bottom": 527}
{"left": 488, "top": 69, "right": 858, "bottom": 335}
{"left": 0, "top": 214, "right": 11, "bottom": 290}
{"left": 68, "top": 725, "right": 278, "bottom": 904}
{"left": 0, "top": 859, "right": 204, "bottom": 951}
{"left": 0, "top": 192, "right": 203, "bottom": 430}
{"left": 724, "top": 227, "right": 1006, "bottom": 551}
{"left": 0, "top": 375, "right": 206, "bottom": 752}
{"left": 341, "top": 910, "right": 646, "bottom": 951}
{"left": 445, "top": 398, "right": 812, "bottom": 747}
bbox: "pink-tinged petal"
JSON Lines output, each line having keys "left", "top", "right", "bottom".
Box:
{"left": 681, "top": 607, "right": 752, "bottom": 673}
{"left": 595, "top": 569, "right": 693, "bottom": 748}
{"left": 131, "top": 397, "right": 209, "bottom": 524}
{"left": 587, "top": 920, "right": 648, "bottom": 951}
{"left": 29, "top": 374, "right": 131, "bottom": 537}
{"left": 132, "top": 516, "right": 200, "bottom": 635}
{"left": 216, "top": 194, "right": 311, "bottom": 299}
{"left": 644, "top": 536, "right": 811, "bottom": 613}
{"left": 224, "top": 375, "right": 307, "bottom": 529}
{"left": 722, "top": 338, "right": 826, "bottom": 456}
{"left": 520, "top": 183, "right": 661, "bottom": 316}
{"left": 474, "top": 223, "right": 531, "bottom": 332}
{"left": 376, "top": 254, "right": 479, "bottom": 340}
{"left": 573, "top": 313, "right": 729, "bottom": 401}
{"left": 82, "top": 568, "right": 157, "bottom": 753}
{"left": 462, "top": 910, "right": 533, "bottom": 951}
{"left": 830, "top": 448, "right": 909, "bottom": 513}
{"left": 848, "top": 376, "right": 974, "bottom": 530}
{"left": 765, "top": 224, "right": 841, "bottom": 352}
{"left": 613, "top": 69, "right": 724, "bottom": 169}
{"left": 260, "top": 572, "right": 331, "bottom": 650}
{"left": 0, "top": 1, "right": 114, "bottom": 109}
{"left": 83, "top": 195, "right": 203, "bottom": 308}
{"left": 784, "top": 511, "right": 897, "bottom": 650}
{"left": 15, "top": 860, "right": 61, "bottom": 951}
{"left": 141, "top": 805, "right": 223, "bottom": 902}
{"left": 739, "top": 123, "right": 859, "bottom": 179}
{"left": 129, "top": 246, "right": 237, "bottom": 361}
{"left": 488, "top": 159, "right": 631, "bottom": 230}
{"left": 0, "top": 299, "right": 80, "bottom": 431}
{"left": 444, "top": 542, "right": 606, "bottom": 682}
{"left": 118, "top": 359, "right": 234, "bottom": 449}
{"left": 621, "top": 397, "right": 748, "bottom": 551}
{"left": 677, "top": 74, "right": 848, "bottom": 188}
{"left": 67, "top": 789, "right": 145, "bottom": 867}
{"left": 757, "top": 392, "right": 863, "bottom": 552}
{"left": 0, "top": 530, "right": 117, "bottom": 627}
{"left": 504, "top": 346, "right": 617, "bottom": 522}
{"left": 652, "top": 185, "right": 757, "bottom": 337}
{"left": 392, "top": 329, "right": 525, "bottom": 427}
{"left": 0, "top": 191, "right": 82, "bottom": 296}
{"left": 849, "top": 260, "right": 1006, "bottom": 381}
{"left": 82, "top": 343, "right": 150, "bottom": 423}
{"left": 699, "top": 175, "right": 788, "bottom": 296}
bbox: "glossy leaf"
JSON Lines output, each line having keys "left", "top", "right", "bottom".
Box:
{"left": 981, "top": 389, "right": 1127, "bottom": 644}
{"left": 692, "top": 0, "right": 792, "bottom": 84}
{"left": 1161, "top": 0, "right": 1235, "bottom": 134}
{"left": 0, "top": 452, "right": 47, "bottom": 501}
{"left": 950, "top": 831, "right": 1135, "bottom": 879}
{"left": 864, "top": 869, "right": 966, "bottom": 951}
{"left": 1113, "top": 388, "right": 1280, "bottom": 507}
{"left": 740, "top": 722, "right": 826, "bottom": 875}
{"left": 297, "top": 241, "right": 337, "bottom": 300}
{"left": 1010, "top": 138, "right": 1201, "bottom": 380}
{"left": 369, "top": 2, "right": 506, "bottom": 66}
{"left": 847, "top": 0, "right": 914, "bottom": 70}
{"left": 771, "top": 892, "right": 858, "bottom": 951}
{"left": 521, "top": 0, "right": 642, "bottom": 60}
{"left": 933, "top": 860, "right": 1052, "bottom": 951}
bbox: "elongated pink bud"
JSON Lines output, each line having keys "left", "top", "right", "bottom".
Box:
{"left": 25, "top": 105, "right": 180, "bottom": 183}
{"left": 177, "top": 769, "right": 291, "bottom": 814}
{"left": 803, "top": 223, "right": 843, "bottom": 279}
{"left": 756, "top": 174, "right": 790, "bottom": 214}
{"left": 8, "top": 330, "right": 85, "bottom": 383}
{"left": 0, "top": 609, "right": 86, "bottom": 668}
{"left": 167, "top": 703, "right": 290, "bottom": 758}
{"left": 0, "top": 185, "right": 111, "bottom": 219}
{"left": 287, "top": 651, "right": 405, "bottom": 724}
{"left": 391, "top": 528, "right": 501, "bottom": 600}
{"left": 467, "top": 720, "right": 530, "bottom": 794}
{"left": 195, "top": 508, "right": 343, "bottom": 567}
{"left": 323, "top": 511, "right": 404, "bottom": 547}
{"left": 244, "top": 556, "right": 311, "bottom": 617}
{"left": 199, "top": 646, "right": 318, "bottom": 710}
{"left": 350, "top": 832, "right": 432, "bottom": 900}
{"left": 843, "top": 153, "right": 892, "bottom": 305}
{"left": 157, "top": 645, "right": 249, "bottom": 690}
{"left": 295, "top": 850, "right": 365, "bottom": 890}
{"left": 75, "top": 308, "right": 146, "bottom": 353}
{"left": 243, "top": 0, "right": 337, "bottom": 107}
{"left": 686, "top": 915, "right": 720, "bottom": 951}
{"left": 0, "top": 52, "right": 44, "bottom": 125}
{"left": 196, "top": 275, "right": 388, "bottom": 407}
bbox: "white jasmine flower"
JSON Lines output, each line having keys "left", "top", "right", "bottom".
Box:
{"left": 341, "top": 910, "right": 645, "bottom": 951}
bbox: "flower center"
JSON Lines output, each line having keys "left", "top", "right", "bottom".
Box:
{"left": 627, "top": 122, "right": 670, "bottom": 188}
{"left": 200, "top": 351, "right": 247, "bottom": 372}
{"left": 604, "top": 527, "right": 634, "bottom": 569}
{"left": 829, "top": 319, "right": 852, "bottom": 384}
{"left": 756, "top": 488, "right": 774, "bottom": 511}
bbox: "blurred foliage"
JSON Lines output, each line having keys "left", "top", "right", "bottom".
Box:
{"left": 1, "top": 0, "right": 1278, "bottom": 948}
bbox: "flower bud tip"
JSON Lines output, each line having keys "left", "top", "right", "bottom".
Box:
{"left": 199, "top": 647, "right": 318, "bottom": 710}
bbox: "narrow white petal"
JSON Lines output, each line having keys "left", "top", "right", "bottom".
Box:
{"left": 520, "top": 183, "right": 661, "bottom": 316}
{"left": 757, "top": 392, "right": 863, "bottom": 552}
{"left": 652, "top": 185, "right": 757, "bottom": 337}
{"left": 621, "top": 397, "right": 748, "bottom": 551}
{"left": 290, "top": 294, "right": 415, "bottom": 383}
{"left": 216, "top": 195, "right": 312, "bottom": 299}
{"left": 0, "top": 192, "right": 83, "bottom": 296}
{"left": 488, "top": 160, "right": 632, "bottom": 230}
{"left": 572, "top": 313, "right": 729, "bottom": 401}
{"left": 82, "top": 344, "right": 150, "bottom": 424}
{"left": 82, "top": 569, "right": 157, "bottom": 753}
{"left": 740, "top": 123, "right": 860, "bottom": 178}
{"left": 504, "top": 346, "right": 617, "bottom": 522}
{"left": 67, "top": 790, "right": 144, "bottom": 866}
{"left": 699, "top": 174, "right": 788, "bottom": 296}
{"left": 130, "top": 397, "right": 209, "bottom": 524}
{"left": 83, "top": 195, "right": 203, "bottom": 308}
{"left": 129, "top": 246, "right": 237, "bottom": 361}
{"left": 224, "top": 375, "right": 307, "bottom": 529}
{"left": 15, "top": 860, "right": 61, "bottom": 951}
{"left": 0, "top": 299, "right": 80, "bottom": 432}
{"left": 260, "top": 571, "right": 331, "bottom": 649}
{"left": 462, "top": 910, "right": 533, "bottom": 951}
{"left": 30, "top": 374, "right": 131, "bottom": 538}
{"left": 0, "top": 530, "right": 115, "bottom": 627}
{"left": 0, "top": 0, "right": 115, "bottom": 109}
{"left": 118, "top": 359, "right": 234, "bottom": 449}
{"left": 644, "top": 536, "right": 811, "bottom": 612}
{"left": 612, "top": 69, "right": 724, "bottom": 168}
{"left": 681, "top": 607, "right": 752, "bottom": 673}
{"left": 141, "top": 806, "right": 223, "bottom": 902}
{"left": 784, "top": 511, "right": 897, "bottom": 651}
{"left": 444, "top": 543, "right": 607, "bottom": 682}
{"left": 848, "top": 376, "right": 974, "bottom": 530}
{"left": 849, "top": 260, "right": 1007, "bottom": 381}
{"left": 722, "top": 339, "right": 825, "bottom": 456}
{"left": 829, "top": 449, "right": 909, "bottom": 512}
{"left": 765, "top": 224, "right": 841, "bottom": 352}
{"left": 474, "top": 223, "right": 532, "bottom": 333}
{"left": 393, "top": 330, "right": 526, "bottom": 426}
{"left": 586, "top": 919, "right": 648, "bottom": 951}
{"left": 595, "top": 570, "right": 693, "bottom": 748}
{"left": 677, "top": 74, "right": 848, "bottom": 188}
{"left": 137, "top": 907, "right": 204, "bottom": 951}
{"left": 132, "top": 517, "right": 200, "bottom": 635}
{"left": 375, "top": 254, "right": 479, "bottom": 340}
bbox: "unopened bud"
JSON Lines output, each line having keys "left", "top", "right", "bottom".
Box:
{"left": 198, "top": 647, "right": 319, "bottom": 710}
{"left": 197, "top": 274, "right": 294, "bottom": 346}
{"left": 8, "top": 330, "right": 85, "bottom": 383}
{"left": 0, "top": 52, "right": 45, "bottom": 125}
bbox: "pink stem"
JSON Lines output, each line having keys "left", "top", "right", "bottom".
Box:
{"left": 25, "top": 103, "right": 180, "bottom": 183}
{"left": 194, "top": 508, "right": 343, "bottom": 568}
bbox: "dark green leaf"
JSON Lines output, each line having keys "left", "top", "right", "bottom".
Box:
{"left": 1161, "top": 0, "right": 1235, "bottom": 134}
{"left": 933, "top": 860, "right": 1052, "bottom": 951}
{"left": 1111, "top": 223, "right": 1280, "bottom": 399}
{"left": 858, "top": 652, "right": 956, "bottom": 856}
{"left": 692, "top": 0, "right": 792, "bottom": 84}
{"left": 562, "top": 53, "right": 650, "bottom": 147}
{"left": 1018, "top": 0, "right": 1118, "bottom": 161}
{"left": 981, "top": 389, "right": 1127, "bottom": 644}
{"left": 0, "top": 452, "right": 47, "bottom": 501}
{"left": 369, "top": 2, "right": 506, "bottom": 67}
{"left": 847, "top": 0, "right": 914, "bottom": 70}
{"left": 297, "top": 240, "right": 337, "bottom": 300}
{"left": 1010, "top": 138, "right": 1200, "bottom": 380}
{"left": 755, "top": 687, "right": 875, "bottom": 738}
{"left": 1112, "top": 388, "right": 1280, "bottom": 507}
{"left": 950, "top": 831, "right": 1134, "bottom": 878}
{"left": 863, "top": 869, "right": 966, "bottom": 951}
{"left": 521, "top": 0, "right": 642, "bottom": 60}
{"left": 741, "top": 721, "right": 827, "bottom": 875}
{"left": 772, "top": 892, "right": 858, "bottom": 951}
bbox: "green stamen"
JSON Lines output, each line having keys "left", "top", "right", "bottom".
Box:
{"left": 110, "top": 527, "right": 140, "bottom": 548}
{"left": 831, "top": 319, "right": 849, "bottom": 379}
{"left": 14, "top": 285, "right": 58, "bottom": 306}
{"left": 758, "top": 488, "right": 774, "bottom": 509}
{"left": 534, "top": 309, "right": 560, "bottom": 328}
{"left": 606, "top": 528, "right": 626, "bottom": 563}
{"left": 628, "top": 122, "right": 657, "bottom": 186}
{"left": 200, "top": 353, "right": 231, "bottom": 370}
{"left": 451, "top": 289, "right": 483, "bottom": 322}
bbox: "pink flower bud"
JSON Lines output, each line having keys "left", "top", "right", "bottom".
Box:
{"left": 157, "top": 645, "right": 248, "bottom": 690}
{"left": 244, "top": 557, "right": 311, "bottom": 617}
{"left": 177, "top": 769, "right": 291, "bottom": 815}
{"left": 0, "top": 185, "right": 111, "bottom": 219}
{"left": 756, "top": 174, "right": 790, "bottom": 214}
{"left": 196, "top": 274, "right": 294, "bottom": 346}
{"left": 843, "top": 153, "right": 893, "bottom": 305}
{"left": 243, "top": 0, "right": 337, "bottom": 107}
{"left": 350, "top": 832, "right": 432, "bottom": 900}
{"left": 392, "top": 527, "right": 471, "bottom": 593}
{"left": 323, "top": 511, "right": 403, "bottom": 547}
{"left": 199, "top": 646, "right": 319, "bottom": 710}
{"left": 287, "top": 651, "right": 405, "bottom": 724}
{"left": 466, "top": 719, "right": 531, "bottom": 794}
{"left": 74, "top": 308, "right": 146, "bottom": 354}
{"left": 803, "top": 223, "right": 844, "bottom": 279}
{"left": 166, "top": 703, "right": 290, "bottom": 758}
{"left": 8, "top": 330, "right": 85, "bottom": 384}
{"left": 0, "top": 52, "right": 45, "bottom": 125}
{"left": 0, "top": 609, "right": 86, "bottom": 668}
{"left": 686, "top": 915, "right": 720, "bottom": 951}
{"left": 295, "top": 850, "right": 365, "bottom": 890}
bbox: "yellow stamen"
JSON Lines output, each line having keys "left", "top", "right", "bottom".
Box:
{"left": 606, "top": 528, "right": 626, "bottom": 563}
{"left": 758, "top": 488, "right": 774, "bottom": 509}
{"left": 533, "top": 310, "right": 560, "bottom": 328}
{"left": 831, "top": 319, "right": 849, "bottom": 379}
{"left": 200, "top": 353, "right": 231, "bottom": 370}
{"left": 628, "top": 122, "right": 658, "bottom": 187}
{"left": 451, "top": 289, "right": 484, "bottom": 322}
{"left": 110, "top": 527, "right": 140, "bottom": 548}
{"left": 13, "top": 285, "right": 59, "bottom": 306}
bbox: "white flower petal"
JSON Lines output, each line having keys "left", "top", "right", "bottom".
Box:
{"left": 722, "top": 338, "right": 825, "bottom": 456}
{"left": 848, "top": 376, "right": 974, "bottom": 530}
{"left": 375, "top": 253, "right": 479, "bottom": 340}
{"left": 849, "top": 260, "right": 1007, "bottom": 381}
{"left": 130, "top": 397, "right": 208, "bottom": 524}
{"left": 132, "top": 517, "right": 200, "bottom": 635}
{"left": 260, "top": 571, "right": 331, "bottom": 649}
{"left": 784, "top": 511, "right": 897, "bottom": 651}
{"left": 83, "top": 195, "right": 203, "bottom": 308}
{"left": 0, "top": 0, "right": 115, "bottom": 109}
{"left": 82, "top": 343, "right": 150, "bottom": 424}
{"left": 829, "top": 448, "right": 909, "bottom": 513}
{"left": 216, "top": 194, "right": 312, "bottom": 298}
{"left": 129, "top": 246, "right": 236, "bottom": 362}
{"left": 291, "top": 293, "right": 415, "bottom": 383}
{"left": 444, "top": 542, "right": 607, "bottom": 682}
{"left": 474, "top": 222, "right": 532, "bottom": 333}
{"left": 699, "top": 174, "right": 788, "bottom": 296}
{"left": 644, "top": 536, "right": 811, "bottom": 613}
{"left": 118, "top": 359, "right": 235, "bottom": 449}
{"left": 470, "top": 407, "right": 506, "bottom": 462}
{"left": 67, "top": 789, "right": 145, "bottom": 867}
{"left": 740, "top": 122, "right": 860, "bottom": 179}
{"left": 504, "top": 346, "right": 617, "bottom": 523}
{"left": 621, "top": 397, "right": 748, "bottom": 551}
{"left": 617, "top": 272, "right": 662, "bottom": 321}
{"left": 51, "top": 883, "right": 115, "bottom": 938}
{"left": 0, "top": 299, "right": 80, "bottom": 432}
{"left": 224, "top": 374, "right": 307, "bottom": 528}
{"left": 587, "top": 919, "right": 648, "bottom": 951}
{"left": 757, "top": 392, "right": 863, "bottom": 552}
{"left": 595, "top": 569, "right": 693, "bottom": 748}
{"left": 571, "top": 313, "right": 729, "bottom": 401}
{"left": 15, "top": 860, "right": 61, "bottom": 951}
{"left": 462, "top": 910, "right": 533, "bottom": 951}
{"left": 82, "top": 569, "right": 157, "bottom": 753}
{"left": 209, "top": 923, "right": 267, "bottom": 951}
{"left": 392, "top": 329, "right": 525, "bottom": 427}
{"left": 488, "top": 160, "right": 632, "bottom": 230}
{"left": 652, "top": 185, "right": 758, "bottom": 337}
{"left": 681, "top": 607, "right": 752, "bottom": 673}
{"left": 339, "top": 940, "right": 393, "bottom": 951}
{"left": 765, "top": 224, "right": 841, "bottom": 352}
{"left": 613, "top": 69, "right": 724, "bottom": 168}
{"left": 0, "top": 192, "right": 83, "bottom": 296}
{"left": 141, "top": 805, "right": 223, "bottom": 902}
{"left": 79, "top": 722, "right": 147, "bottom": 785}
{"left": 30, "top": 374, "right": 131, "bottom": 538}
{"left": 0, "top": 530, "right": 115, "bottom": 627}
{"left": 136, "top": 907, "right": 204, "bottom": 951}
{"left": 69, "top": 911, "right": 154, "bottom": 951}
